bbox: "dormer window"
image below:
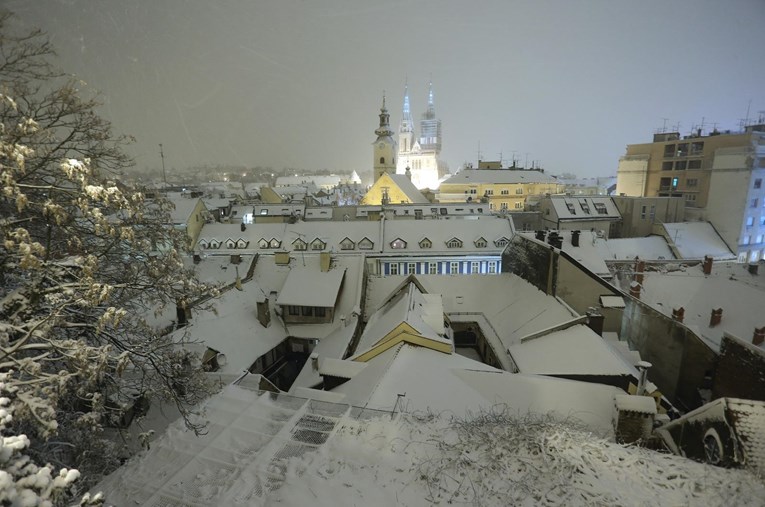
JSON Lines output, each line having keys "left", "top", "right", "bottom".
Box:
{"left": 236, "top": 238, "right": 249, "bottom": 249}
{"left": 311, "top": 238, "right": 326, "bottom": 251}
{"left": 579, "top": 201, "right": 590, "bottom": 214}
{"left": 594, "top": 203, "right": 607, "bottom": 215}
{"left": 340, "top": 237, "right": 355, "bottom": 250}
{"left": 474, "top": 237, "right": 487, "bottom": 248}
{"left": 390, "top": 238, "right": 407, "bottom": 249}
{"left": 566, "top": 203, "right": 576, "bottom": 215}
{"left": 269, "top": 238, "right": 281, "bottom": 248}
{"left": 494, "top": 237, "right": 509, "bottom": 247}
{"left": 258, "top": 238, "right": 268, "bottom": 249}
{"left": 198, "top": 239, "right": 209, "bottom": 250}
{"left": 225, "top": 239, "right": 236, "bottom": 249}
{"left": 293, "top": 238, "right": 307, "bottom": 251}
{"left": 358, "top": 237, "right": 374, "bottom": 250}
{"left": 419, "top": 237, "right": 432, "bottom": 249}
{"left": 209, "top": 239, "right": 221, "bottom": 249}
{"left": 446, "top": 237, "right": 463, "bottom": 249}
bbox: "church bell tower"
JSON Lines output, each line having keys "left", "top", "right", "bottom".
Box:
{"left": 373, "top": 94, "right": 397, "bottom": 182}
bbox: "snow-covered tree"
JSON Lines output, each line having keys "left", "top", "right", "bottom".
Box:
{"left": 0, "top": 11, "right": 216, "bottom": 494}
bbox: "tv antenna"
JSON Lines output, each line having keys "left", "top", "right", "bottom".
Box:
{"left": 159, "top": 143, "right": 168, "bottom": 192}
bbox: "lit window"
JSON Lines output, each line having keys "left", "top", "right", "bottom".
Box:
{"left": 752, "top": 199, "right": 759, "bottom": 208}
{"left": 390, "top": 238, "right": 407, "bottom": 249}
{"left": 756, "top": 235, "right": 763, "bottom": 244}
{"left": 755, "top": 178, "right": 762, "bottom": 189}
{"left": 743, "top": 235, "right": 751, "bottom": 245}
{"left": 258, "top": 238, "right": 268, "bottom": 249}
{"left": 269, "top": 238, "right": 281, "bottom": 248}
{"left": 747, "top": 216, "right": 755, "bottom": 227}
{"left": 260, "top": 209, "right": 268, "bottom": 215}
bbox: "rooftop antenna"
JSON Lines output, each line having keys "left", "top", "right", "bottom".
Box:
{"left": 758, "top": 111, "right": 765, "bottom": 124}
{"left": 477, "top": 141, "right": 482, "bottom": 162}
{"left": 511, "top": 150, "right": 518, "bottom": 168}
{"left": 525, "top": 152, "right": 529, "bottom": 169}
{"left": 672, "top": 121, "right": 681, "bottom": 133}
{"left": 660, "top": 117, "right": 669, "bottom": 133}
{"left": 498, "top": 151, "right": 503, "bottom": 166}
{"left": 744, "top": 99, "right": 752, "bottom": 126}
{"left": 699, "top": 116, "right": 706, "bottom": 135}
{"left": 159, "top": 143, "right": 168, "bottom": 192}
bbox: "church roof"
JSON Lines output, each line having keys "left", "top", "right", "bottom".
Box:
{"left": 384, "top": 174, "right": 430, "bottom": 203}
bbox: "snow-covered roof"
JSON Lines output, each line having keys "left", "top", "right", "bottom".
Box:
{"left": 596, "top": 236, "right": 675, "bottom": 261}
{"left": 615, "top": 394, "right": 657, "bottom": 414}
{"left": 660, "top": 222, "right": 735, "bottom": 260}
{"left": 318, "top": 357, "right": 367, "bottom": 378}
{"left": 508, "top": 324, "right": 637, "bottom": 375}
{"left": 441, "top": 169, "right": 558, "bottom": 185}
{"left": 616, "top": 260, "right": 765, "bottom": 351}
{"left": 385, "top": 174, "right": 430, "bottom": 203}
{"left": 547, "top": 196, "right": 621, "bottom": 221}
{"left": 167, "top": 195, "right": 204, "bottom": 224}
{"left": 275, "top": 267, "right": 345, "bottom": 308}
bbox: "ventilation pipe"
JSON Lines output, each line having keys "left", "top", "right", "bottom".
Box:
{"left": 754, "top": 326, "right": 765, "bottom": 346}
{"left": 702, "top": 255, "right": 713, "bottom": 275}
{"left": 636, "top": 361, "right": 652, "bottom": 396}
{"left": 709, "top": 308, "right": 723, "bottom": 327}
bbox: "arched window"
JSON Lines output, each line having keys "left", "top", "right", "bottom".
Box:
{"left": 380, "top": 157, "right": 385, "bottom": 164}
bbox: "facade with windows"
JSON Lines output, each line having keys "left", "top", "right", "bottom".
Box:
{"left": 537, "top": 196, "right": 622, "bottom": 237}
{"left": 616, "top": 126, "right": 765, "bottom": 261}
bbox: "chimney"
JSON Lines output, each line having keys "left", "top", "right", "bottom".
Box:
{"left": 748, "top": 262, "right": 759, "bottom": 275}
{"left": 709, "top": 308, "right": 723, "bottom": 327}
{"left": 571, "top": 230, "right": 580, "bottom": 247}
{"left": 702, "top": 255, "right": 713, "bottom": 275}
{"left": 310, "top": 352, "right": 319, "bottom": 371}
{"left": 754, "top": 326, "right": 765, "bottom": 346}
{"left": 405, "top": 166, "right": 412, "bottom": 181}
{"left": 586, "top": 307, "right": 604, "bottom": 336}
{"left": 629, "top": 280, "right": 641, "bottom": 299}
{"left": 535, "top": 230, "right": 546, "bottom": 241}
{"left": 671, "top": 307, "right": 685, "bottom": 323}
{"left": 633, "top": 258, "right": 645, "bottom": 285}
{"left": 635, "top": 361, "right": 652, "bottom": 396}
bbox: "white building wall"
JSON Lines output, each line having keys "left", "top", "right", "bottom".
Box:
{"left": 616, "top": 156, "right": 649, "bottom": 196}
{"left": 705, "top": 148, "right": 752, "bottom": 259}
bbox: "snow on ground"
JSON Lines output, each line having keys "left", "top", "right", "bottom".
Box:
{"left": 96, "top": 386, "right": 765, "bottom": 507}
{"left": 270, "top": 407, "right": 765, "bottom": 507}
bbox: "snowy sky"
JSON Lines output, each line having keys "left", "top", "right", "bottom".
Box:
{"left": 8, "top": 0, "right": 765, "bottom": 178}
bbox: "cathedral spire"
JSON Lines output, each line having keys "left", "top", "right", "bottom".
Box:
{"left": 426, "top": 80, "right": 435, "bottom": 117}
{"left": 400, "top": 81, "right": 413, "bottom": 134}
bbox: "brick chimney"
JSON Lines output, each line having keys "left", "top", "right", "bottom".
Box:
{"left": 671, "top": 307, "right": 685, "bottom": 323}
{"left": 629, "top": 280, "right": 641, "bottom": 299}
{"left": 702, "top": 255, "right": 713, "bottom": 275}
{"left": 633, "top": 258, "right": 645, "bottom": 285}
{"left": 709, "top": 308, "right": 723, "bottom": 327}
{"left": 571, "top": 230, "right": 581, "bottom": 247}
{"left": 754, "top": 326, "right": 765, "bottom": 346}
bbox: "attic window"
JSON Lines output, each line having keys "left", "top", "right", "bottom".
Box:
{"left": 419, "top": 238, "right": 432, "bottom": 249}
{"left": 358, "top": 237, "right": 374, "bottom": 250}
{"left": 260, "top": 209, "right": 268, "bottom": 215}
{"left": 594, "top": 203, "right": 607, "bottom": 215}
{"left": 209, "top": 240, "right": 221, "bottom": 249}
{"left": 340, "top": 237, "right": 355, "bottom": 250}
{"left": 566, "top": 203, "right": 576, "bottom": 215}
{"left": 310, "top": 238, "right": 326, "bottom": 251}
{"left": 293, "top": 238, "right": 307, "bottom": 251}
{"left": 446, "top": 237, "right": 463, "bottom": 248}
{"left": 198, "top": 239, "right": 209, "bottom": 249}
{"left": 236, "top": 239, "right": 249, "bottom": 249}
{"left": 390, "top": 238, "right": 407, "bottom": 249}
{"left": 258, "top": 238, "right": 269, "bottom": 249}
{"left": 474, "top": 237, "right": 487, "bottom": 248}
{"left": 225, "top": 239, "right": 236, "bottom": 249}
{"left": 494, "top": 237, "right": 509, "bottom": 247}
{"left": 579, "top": 201, "right": 591, "bottom": 214}
{"left": 269, "top": 238, "right": 281, "bottom": 248}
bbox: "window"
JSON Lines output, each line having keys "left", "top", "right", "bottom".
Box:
{"left": 686, "top": 178, "right": 698, "bottom": 188}
{"left": 358, "top": 237, "right": 374, "bottom": 250}
{"left": 379, "top": 157, "right": 385, "bottom": 164}
{"left": 675, "top": 160, "right": 687, "bottom": 171}
{"left": 419, "top": 238, "right": 432, "bottom": 249}
{"left": 594, "top": 203, "right": 607, "bottom": 214}
{"left": 485, "top": 189, "right": 494, "bottom": 195}
{"left": 340, "top": 237, "right": 355, "bottom": 250}
{"left": 293, "top": 238, "right": 307, "bottom": 251}
{"left": 662, "top": 161, "right": 673, "bottom": 171}
{"left": 687, "top": 160, "right": 701, "bottom": 170}
{"left": 474, "top": 237, "right": 487, "bottom": 248}
{"left": 301, "top": 306, "right": 313, "bottom": 317}
{"left": 446, "top": 238, "right": 463, "bottom": 248}
{"left": 640, "top": 206, "right": 647, "bottom": 219}
{"left": 389, "top": 263, "right": 399, "bottom": 275}
{"left": 288, "top": 306, "right": 300, "bottom": 316}
{"left": 685, "top": 194, "right": 697, "bottom": 202}
{"left": 471, "top": 261, "right": 479, "bottom": 273}
{"left": 579, "top": 201, "right": 590, "bottom": 214}
{"left": 743, "top": 235, "right": 751, "bottom": 245}
{"left": 488, "top": 261, "right": 497, "bottom": 274}
{"left": 566, "top": 203, "right": 577, "bottom": 215}
{"left": 415, "top": 209, "right": 423, "bottom": 219}
{"left": 209, "top": 240, "right": 221, "bottom": 249}
{"left": 450, "top": 262, "right": 459, "bottom": 274}
{"left": 751, "top": 198, "right": 759, "bottom": 208}
{"left": 756, "top": 235, "right": 763, "bottom": 244}
{"left": 746, "top": 216, "right": 754, "bottom": 227}
{"left": 676, "top": 143, "right": 688, "bottom": 156}
{"left": 755, "top": 178, "right": 762, "bottom": 189}
{"left": 198, "top": 239, "right": 209, "bottom": 249}
{"left": 314, "top": 307, "right": 326, "bottom": 317}
{"left": 226, "top": 239, "right": 236, "bottom": 249}
{"left": 500, "top": 189, "right": 509, "bottom": 195}
{"left": 672, "top": 177, "right": 679, "bottom": 188}
{"left": 407, "top": 263, "right": 416, "bottom": 274}
{"left": 390, "top": 238, "right": 407, "bottom": 249}
{"left": 514, "top": 202, "right": 523, "bottom": 209}
{"left": 500, "top": 202, "right": 508, "bottom": 210}
{"left": 515, "top": 187, "right": 523, "bottom": 194}
{"left": 429, "top": 262, "right": 437, "bottom": 274}
{"left": 440, "top": 208, "right": 447, "bottom": 215}
{"left": 311, "top": 238, "right": 326, "bottom": 251}
{"left": 761, "top": 216, "right": 765, "bottom": 226}
{"left": 691, "top": 141, "right": 704, "bottom": 155}
{"left": 494, "top": 237, "right": 509, "bottom": 247}
{"left": 650, "top": 205, "right": 656, "bottom": 220}
{"left": 260, "top": 209, "right": 268, "bottom": 215}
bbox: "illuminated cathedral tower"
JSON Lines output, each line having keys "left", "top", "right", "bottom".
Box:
{"left": 396, "top": 81, "right": 449, "bottom": 189}
{"left": 373, "top": 94, "right": 397, "bottom": 182}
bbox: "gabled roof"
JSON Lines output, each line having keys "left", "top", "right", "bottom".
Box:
{"left": 660, "top": 222, "right": 735, "bottom": 260}
{"left": 548, "top": 196, "right": 621, "bottom": 221}
{"left": 441, "top": 169, "right": 558, "bottom": 185}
